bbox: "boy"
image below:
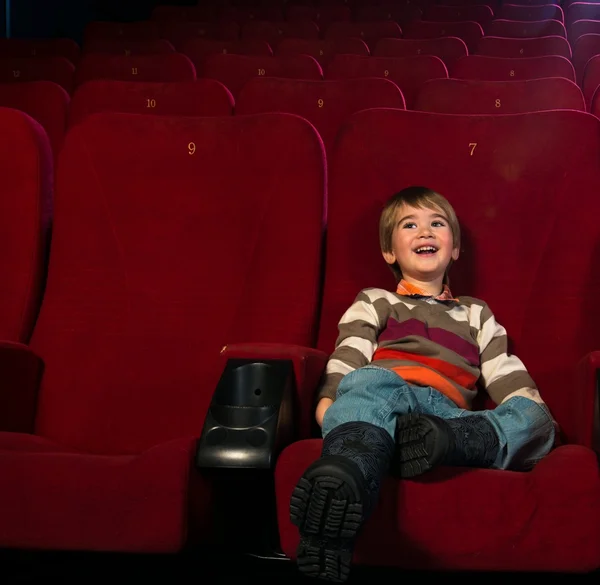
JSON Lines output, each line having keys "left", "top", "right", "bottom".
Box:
{"left": 290, "top": 187, "right": 556, "bottom": 582}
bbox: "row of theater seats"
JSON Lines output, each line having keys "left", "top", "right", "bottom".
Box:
{"left": 1, "top": 99, "right": 600, "bottom": 570}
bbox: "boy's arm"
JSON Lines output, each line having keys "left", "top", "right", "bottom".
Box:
{"left": 317, "top": 290, "right": 382, "bottom": 404}
{"left": 477, "top": 303, "right": 547, "bottom": 407}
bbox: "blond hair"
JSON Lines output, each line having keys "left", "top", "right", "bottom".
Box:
{"left": 379, "top": 186, "right": 461, "bottom": 284}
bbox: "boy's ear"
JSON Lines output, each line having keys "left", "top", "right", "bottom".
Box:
{"left": 451, "top": 247, "right": 460, "bottom": 261}
{"left": 382, "top": 250, "right": 396, "bottom": 265}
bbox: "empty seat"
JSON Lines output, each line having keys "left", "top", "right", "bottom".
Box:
{"left": 236, "top": 77, "right": 405, "bottom": 151}
{"left": 325, "top": 21, "right": 402, "bottom": 51}
{"left": 276, "top": 38, "right": 370, "bottom": 68}
{"left": 355, "top": 4, "right": 423, "bottom": 28}
{"left": 487, "top": 18, "right": 566, "bottom": 37}
{"left": 452, "top": 54, "right": 576, "bottom": 81}
{"left": 415, "top": 77, "right": 585, "bottom": 113}
{"left": 275, "top": 107, "right": 600, "bottom": 572}
{"left": 423, "top": 5, "right": 494, "bottom": 28}
{"left": 572, "top": 33, "right": 600, "bottom": 84}
{"left": 182, "top": 39, "right": 273, "bottom": 76}
{"left": 373, "top": 37, "right": 469, "bottom": 69}
{"left": 0, "top": 111, "right": 325, "bottom": 551}
{"left": 582, "top": 54, "right": 600, "bottom": 108}
{"left": 497, "top": 4, "right": 564, "bottom": 21}
{"left": 567, "top": 2, "right": 600, "bottom": 26}
{"left": 82, "top": 39, "right": 175, "bottom": 56}
{"left": 569, "top": 19, "right": 600, "bottom": 44}
{"left": 68, "top": 79, "right": 233, "bottom": 128}
{"left": 74, "top": 54, "right": 196, "bottom": 87}
{"left": 476, "top": 35, "right": 571, "bottom": 58}
{"left": 0, "top": 107, "right": 52, "bottom": 343}
{"left": 0, "top": 38, "right": 79, "bottom": 64}
{"left": 84, "top": 21, "right": 161, "bottom": 43}
{"left": 0, "top": 81, "right": 69, "bottom": 155}
{"left": 241, "top": 21, "right": 319, "bottom": 49}
{"left": 327, "top": 54, "right": 448, "bottom": 108}
{"left": 404, "top": 20, "right": 484, "bottom": 52}
{"left": 0, "top": 57, "right": 74, "bottom": 93}
{"left": 162, "top": 22, "right": 241, "bottom": 50}
{"left": 442, "top": 0, "right": 499, "bottom": 9}
{"left": 590, "top": 81, "right": 600, "bottom": 116}
{"left": 203, "top": 53, "right": 323, "bottom": 99}
{"left": 286, "top": 4, "right": 351, "bottom": 33}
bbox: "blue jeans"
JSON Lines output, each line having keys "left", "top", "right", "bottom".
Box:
{"left": 322, "top": 366, "right": 556, "bottom": 471}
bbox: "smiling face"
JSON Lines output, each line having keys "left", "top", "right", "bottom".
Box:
{"left": 382, "top": 203, "right": 460, "bottom": 288}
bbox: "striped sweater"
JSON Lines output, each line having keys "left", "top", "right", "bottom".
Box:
{"left": 319, "top": 281, "right": 546, "bottom": 410}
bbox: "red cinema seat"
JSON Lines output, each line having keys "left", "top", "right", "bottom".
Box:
{"left": 572, "top": 33, "right": 600, "bottom": 85}
{"left": 404, "top": 20, "right": 484, "bottom": 52}
{"left": 241, "top": 21, "right": 319, "bottom": 49}
{"left": 569, "top": 19, "right": 600, "bottom": 43}
{"left": 584, "top": 54, "right": 600, "bottom": 109}
{"left": 182, "top": 39, "right": 272, "bottom": 76}
{"left": 276, "top": 38, "right": 370, "bottom": 68}
{"left": 567, "top": 2, "right": 600, "bottom": 26}
{"left": 452, "top": 54, "right": 576, "bottom": 81}
{"left": 355, "top": 4, "right": 423, "bottom": 28}
{"left": 327, "top": 54, "right": 448, "bottom": 109}
{"left": 487, "top": 18, "right": 566, "bottom": 37}
{"left": 0, "top": 38, "right": 79, "bottom": 64}
{"left": 83, "top": 21, "right": 161, "bottom": 43}
{"left": 415, "top": 77, "right": 585, "bottom": 113}
{"left": 325, "top": 21, "right": 402, "bottom": 51}
{"left": 275, "top": 107, "right": 600, "bottom": 572}
{"left": 286, "top": 4, "right": 351, "bottom": 34}
{"left": 476, "top": 35, "right": 572, "bottom": 58}
{"left": 68, "top": 79, "right": 233, "bottom": 128}
{"left": 423, "top": 4, "right": 494, "bottom": 28}
{"left": 0, "top": 111, "right": 325, "bottom": 551}
{"left": 236, "top": 77, "right": 405, "bottom": 152}
{"left": 73, "top": 53, "right": 196, "bottom": 87}
{"left": 203, "top": 53, "right": 323, "bottom": 99}
{"left": 0, "top": 81, "right": 69, "bottom": 156}
{"left": 162, "top": 21, "right": 241, "bottom": 51}
{"left": 82, "top": 39, "right": 176, "bottom": 56}
{"left": 0, "top": 57, "right": 74, "bottom": 93}
{"left": 0, "top": 107, "right": 52, "bottom": 343}
{"left": 498, "top": 3, "right": 564, "bottom": 21}
{"left": 373, "top": 37, "right": 469, "bottom": 69}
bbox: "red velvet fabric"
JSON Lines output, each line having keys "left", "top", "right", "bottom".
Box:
{"left": 276, "top": 440, "right": 600, "bottom": 571}
{"left": 73, "top": 53, "right": 196, "bottom": 87}
{"left": 415, "top": 77, "right": 585, "bottom": 114}
{"left": 0, "top": 38, "right": 79, "bottom": 64}
{"left": 355, "top": 5, "right": 423, "bottom": 29}
{"left": 424, "top": 4, "right": 493, "bottom": 28}
{"left": 241, "top": 20, "right": 319, "bottom": 49}
{"left": 404, "top": 20, "right": 484, "bottom": 52}
{"left": 569, "top": 20, "right": 600, "bottom": 44}
{"left": 572, "top": 33, "right": 600, "bottom": 85}
{"left": 487, "top": 18, "right": 566, "bottom": 38}
{"left": 0, "top": 81, "right": 69, "bottom": 156}
{"left": 476, "top": 35, "right": 572, "bottom": 59}
{"left": 497, "top": 4, "right": 564, "bottom": 22}
{"left": 452, "top": 54, "right": 576, "bottom": 82}
{"left": 182, "top": 39, "right": 272, "bottom": 77}
{"left": 0, "top": 57, "right": 74, "bottom": 93}
{"left": 0, "top": 112, "right": 325, "bottom": 550}
{"left": 326, "top": 54, "right": 447, "bottom": 109}
{"left": 373, "top": 37, "right": 469, "bottom": 70}
{"left": 568, "top": 3, "right": 600, "bottom": 27}
{"left": 582, "top": 54, "right": 600, "bottom": 108}
{"left": 275, "top": 108, "right": 600, "bottom": 571}
{"left": 325, "top": 21, "right": 402, "bottom": 51}
{"left": 68, "top": 79, "right": 233, "bottom": 128}
{"left": 286, "top": 5, "right": 351, "bottom": 34}
{"left": 83, "top": 21, "right": 161, "bottom": 44}
{"left": 236, "top": 77, "right": 405, "bottom": 154}
{"left": 82, "top": 39, "right": 176, "bottom": 56}
{"left": 203, "top": 54, "right": 323, "bottom": 99}
{"left": 162, "top": 21, "right": 241, "bottom": 50}
{"left": 276, "top": 38, "right": 370, "bottom": 69}
{"left": 0, "top": 107, "right": 52, "bottom": 343}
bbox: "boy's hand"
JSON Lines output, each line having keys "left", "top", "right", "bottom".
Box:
{"left": 316, "top": 397, "right": 334, "bottom": 427}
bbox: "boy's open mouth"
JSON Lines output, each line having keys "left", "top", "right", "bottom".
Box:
{"left": 414, "top": 246, "right": 438, "bottom": 255}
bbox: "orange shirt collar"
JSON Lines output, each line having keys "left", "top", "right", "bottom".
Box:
{"left": 396, "top": 279, "right": 459, "bottom": 302}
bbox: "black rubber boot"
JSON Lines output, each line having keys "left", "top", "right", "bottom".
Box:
{"left": 290, "top": 421, "right": 395, "bottom": 582}
{"left": 393, "top": 413, "right": 500, "bottom": 478}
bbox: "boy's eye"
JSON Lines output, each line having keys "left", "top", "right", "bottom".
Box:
{"left": 402, "top": 222, "right": 416, "bottom": 229}
{"left": 432, "top": 220, "right": 445, "bottom": 227}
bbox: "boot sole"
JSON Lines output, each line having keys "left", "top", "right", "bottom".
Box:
{"left": 290, "top": 456, "right": 365, "bottom": 582}
{"left": 394, "top": 413, "right": 450, "bottom": 478}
